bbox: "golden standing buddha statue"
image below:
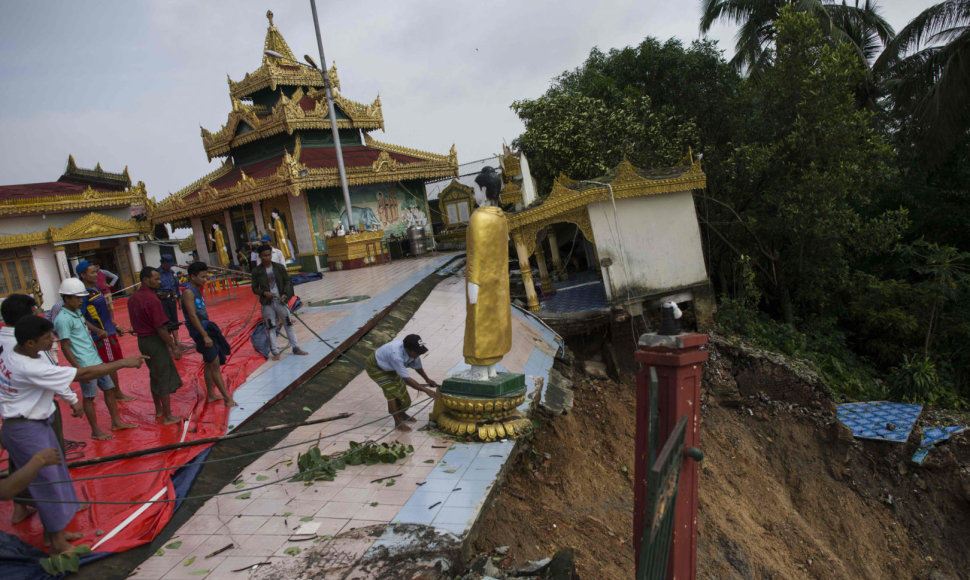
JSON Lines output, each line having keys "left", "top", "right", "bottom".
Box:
{"left": 462, "top": 205, "right": 511, "bottom": 376}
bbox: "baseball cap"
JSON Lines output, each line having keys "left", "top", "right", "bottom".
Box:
{"left": 260, "top": 234, "right": 272, "bottom": 242}
{"left": 75, "top": 260, "right": 95, "bottom": 276}
{"left": 161, "top": 254, "right": 175, "bottom": 264}
{"left": 403, "top": 334, "right": 428, "bottom": 355}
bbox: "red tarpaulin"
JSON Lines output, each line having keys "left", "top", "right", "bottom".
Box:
{"left": 0, "top": 288, "right": 266, "bottom": 554}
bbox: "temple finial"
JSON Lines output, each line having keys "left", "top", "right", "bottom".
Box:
{"left": 266, "top": 10, "right": 274, "bottom": 27}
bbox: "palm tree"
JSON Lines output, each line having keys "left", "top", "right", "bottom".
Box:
{"left": 876, "top": 0, "right": 970, "bottom": 160}
{"left": 700, "top": 0, "right": 895, "bottom": 76}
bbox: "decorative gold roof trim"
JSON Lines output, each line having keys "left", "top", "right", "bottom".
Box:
{"left": 507, "top": 157, "right": 707, "bottom": 257}
{"left": 0, "top": 213, "right": 150, "bottom": 250}
{"left": 0, "top": 231, "right": 49, "bottom": 251}
{"left": 500, "top": 151, "right": 521, "bottom": 183}
{"left": 499, "top": 181, "right": 522, "bottom": 205}
{"left": 154, "top": 160, "right": 235, "bottom": 210}
{"left": 51, "top": 212, "right": 148, "bottom": 243}
{"left": 363, "top": 134, "right": 458, "bottom": 165}
{"left": 203, "top": 89, "right": 383, "bottom": 159}
{"left": 64, "top": 155, "right": 131, "bottom": 188}
{"left": 228, "top": 60, "right": 340, "bottom": 100}
{"left": 150, "top": 146, "right": 458, "bottom": 224}
{"left": 0, "top": 183, "right": 148, "bottom": 217}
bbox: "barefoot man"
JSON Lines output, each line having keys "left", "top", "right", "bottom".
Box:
{"left": 53, "top": 279, "right": 136, "bottom": 440}
{"left": 129, "top": 267, "right": 184, "bottom": 424}
{"left": 181, "top": 262, "right": 235, "bottom": 407}
{"left": 1, "top": 294, "right": 65, "bottom": 525}
{"left": 0, "top": 315, "right": 146, "bottom": 554}
{"left": 365, "top": 335, "right": 438, "bottom": 432}
{"left": 76, "top": 260, "right": 136, "bottom": 402}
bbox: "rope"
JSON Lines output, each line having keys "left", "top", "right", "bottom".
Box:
{"left": 17, "top": 397, "right": 435, "bottom": 504}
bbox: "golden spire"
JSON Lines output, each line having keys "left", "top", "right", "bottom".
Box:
{"left": 262, "top": 10, "right": 297, "bottom": 66}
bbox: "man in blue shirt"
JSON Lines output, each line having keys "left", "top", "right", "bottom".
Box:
{"left": 77, "top": 260, "right": 135, "bottom": 402}
{"left": 156, "top": 255, "right": 181, "bottom": 346}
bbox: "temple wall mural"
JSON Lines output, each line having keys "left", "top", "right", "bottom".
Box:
{"left": 307, "top": 182, "right": 430, "bottom": 252}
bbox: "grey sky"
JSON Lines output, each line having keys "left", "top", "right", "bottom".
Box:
{"left": 0, "top": 1, "right": 937, "bottom": 200}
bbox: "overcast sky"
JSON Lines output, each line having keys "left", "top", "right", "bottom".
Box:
{"left": 0, "top": 0, "right": 937, "bottom": 199}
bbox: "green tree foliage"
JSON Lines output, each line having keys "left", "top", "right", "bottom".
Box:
{"left": 511, "top": 93, "right": 697, "bottom": 194}
{"left": 716, "top": 9, "right": 906, "bottom": 324}
{"left": 876, "top": 0, "right": 970, "bottom": 162}
{"left": 700, "top": 0, "right": 894, "bottom": 76}
{"left": 511, "top": 39, "right": 740, "bottom": 194}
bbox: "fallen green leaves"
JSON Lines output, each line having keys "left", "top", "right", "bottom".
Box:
{"left": 292, "top": 441, "right": 414, "bottom": 483}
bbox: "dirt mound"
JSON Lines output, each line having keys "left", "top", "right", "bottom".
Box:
{"left": 473, "top": 336, "right": 970, "bottom": 579}
{"left": 471, "top": 368, "right": 637, "bottom": 578}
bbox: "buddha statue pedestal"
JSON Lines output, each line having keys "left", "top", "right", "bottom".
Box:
{"left": 435, "top": 372, "right": 531, "bottom": 442}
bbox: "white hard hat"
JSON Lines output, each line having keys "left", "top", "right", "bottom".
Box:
{"left": 58, "top": 278, "right": 88, "bottom": 297}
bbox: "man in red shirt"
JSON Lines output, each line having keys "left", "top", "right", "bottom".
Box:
{"left": 128, "top": 267, "right": 183, "bottom": 425}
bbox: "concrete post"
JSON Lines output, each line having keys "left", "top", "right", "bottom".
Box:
{"left": 54, "top": 247, "right": 70, "bottom": 281}
{"left": 547, "top": 229, "right": 563, "bottom": 280}
{"left": 634, "top": 333, "right": 708, "bottom": 580}
{"left": 512, "top": 235, "right": 540, "bottom": 312}
{"left": 127, "top": 239, "right": 143, "bottom": 273}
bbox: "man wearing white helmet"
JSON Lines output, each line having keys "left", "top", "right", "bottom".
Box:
{"left": 52, "top": 278, "right": 136, "bottom": 440}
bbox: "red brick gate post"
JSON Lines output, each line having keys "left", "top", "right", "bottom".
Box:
{"left": 634, "top": 333, "right": 708, "bottom": 579}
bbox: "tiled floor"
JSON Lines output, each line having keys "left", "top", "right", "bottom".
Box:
{"left": 131, "top": 274, "right": 562, "bottom": 579}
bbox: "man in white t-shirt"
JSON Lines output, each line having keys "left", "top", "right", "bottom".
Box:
{"left": 364, "top": 334, "right": 439, "bottom": 431}
{"left": 0, "top": 315, "right": 146, "bottom": 554}
{"left": 1, "top": 293, "right": 61, "bottom": 525}
{"left": 260, "top": 234, "right": 286, "bottom": 265}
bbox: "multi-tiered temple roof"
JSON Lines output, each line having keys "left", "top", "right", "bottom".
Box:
{"left": 150, "top": 11, "right": 456, "bottom": 225}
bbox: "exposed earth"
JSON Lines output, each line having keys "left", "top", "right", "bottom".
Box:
{"left": 469, "top": 335, "right": 970, "bottom": 579}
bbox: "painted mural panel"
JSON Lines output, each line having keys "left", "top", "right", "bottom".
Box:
{"left": 306, "top": 182, "right": 430, "bottom": 252}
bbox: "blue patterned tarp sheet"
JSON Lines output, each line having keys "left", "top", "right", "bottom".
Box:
{"left": 836, "top": 401, "right": 923, "bottom": 443}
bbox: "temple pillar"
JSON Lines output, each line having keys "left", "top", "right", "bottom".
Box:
{"left": 288, "top": 193, "right": 313, "bottom": 262}
{"left": 547, "top": 228, "right": 563, "bottom": 281}
{"left": 252, "top": 202, "right": 266, "bottom": 236}
{"left": 535, "top": 243, "right": 553, "bottom": 297}
{"left": 54, "top": 247, "right": 70, "bottom": 281}
{"left": 128, "top": 238, "right": 143, "bottom": 274}
{"left": 191, "top": 217, "right": 208, "bottom": 263}
{"left": 223, "top": 209, "right": 237, "bottom": 258}
{"left": 513, "top": 235, "right": 540, "bottom": 312}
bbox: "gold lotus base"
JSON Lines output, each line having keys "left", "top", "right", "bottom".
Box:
{"left": 436, "top": 412, "right": 532, "bottom": 442}
{"left": 435, "top": 391, "right": 532, "bottom": 442}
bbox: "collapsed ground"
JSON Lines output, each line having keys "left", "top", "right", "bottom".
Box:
{"left": 471, "top": 335, "right": 970, "bottom": 579}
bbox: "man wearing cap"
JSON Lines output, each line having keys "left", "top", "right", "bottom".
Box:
{"left": 260, "top": 234, "right": 286, "bottom": 266}
{"left": 53, "top": 278, "right": 136, "bottom": 440}
{"left": 156, "top": 255, "right": 181, "bottom": 347}
{"left": 76, "top": 260, "right": 135, "bottom": 402}
{"left": 251, "top": 245, "right": 309, "bottom": 360}
{"left": 130, "top": 267, "right": 184, "bottom": 424}
{"left": 365, "top": 334, "right": 439, "bottom": 432}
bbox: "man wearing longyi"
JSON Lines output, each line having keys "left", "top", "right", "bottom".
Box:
{"left": 0, "top": 315, "right": 146, "bottom": 554}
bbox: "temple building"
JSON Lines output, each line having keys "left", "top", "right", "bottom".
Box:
{"left": 149, "top": 12, "right": 457, "bottom": 271}
{"left": 0, "top": 156, "right": 151, "bottom": 308}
